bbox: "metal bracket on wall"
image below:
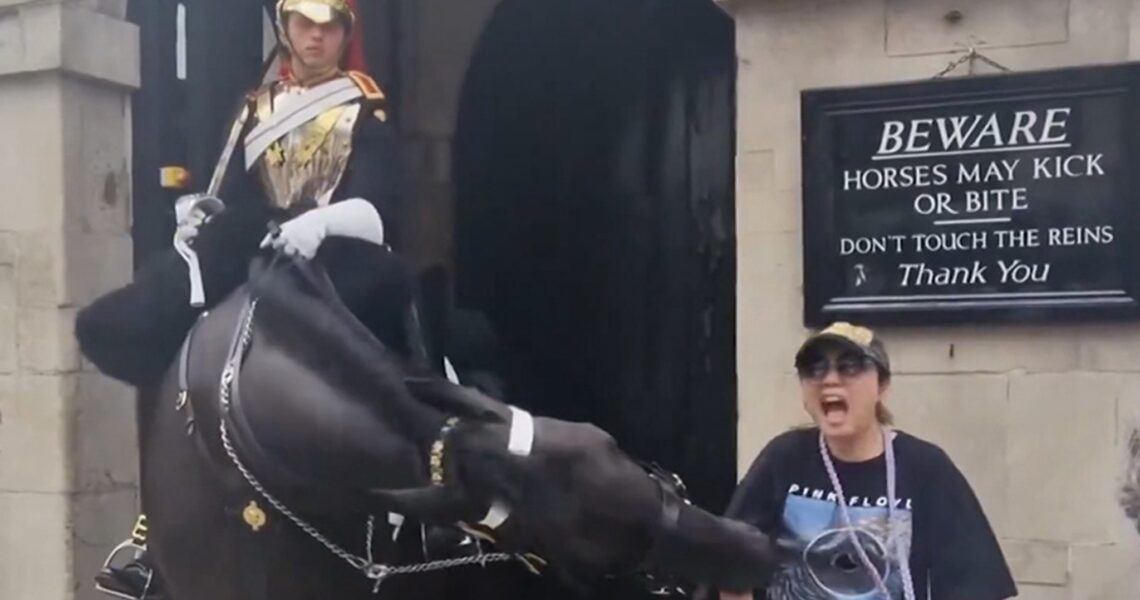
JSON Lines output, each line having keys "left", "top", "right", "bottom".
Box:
{"left": 933, "top": 45, "right": 1012, "bottom": 79}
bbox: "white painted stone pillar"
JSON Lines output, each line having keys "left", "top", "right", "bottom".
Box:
{"left": 0, "top": 1, "right": 139, "bottom": 599}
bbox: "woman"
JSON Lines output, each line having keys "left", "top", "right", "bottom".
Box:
{"left": 718, "top": 322, "right": 1017, "bottom": 600}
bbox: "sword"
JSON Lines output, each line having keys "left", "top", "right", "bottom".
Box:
{"left": 176, "top": 12, "right": 282, "bottom": 306}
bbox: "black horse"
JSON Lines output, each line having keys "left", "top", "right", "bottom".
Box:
{"left": 112, "top": 250, "right": 786, "bottom": 600}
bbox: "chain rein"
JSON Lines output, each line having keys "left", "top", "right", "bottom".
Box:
{"left": 216, "top": 298, "right": 517, "bottom": 593}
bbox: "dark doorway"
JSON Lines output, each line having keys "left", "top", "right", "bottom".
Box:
{"left": 453, "top": 1, "right": 737, "bottom": 596}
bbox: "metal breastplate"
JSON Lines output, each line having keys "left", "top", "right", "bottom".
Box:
{"left": 251, "top": 82, "right": 361, "bottom": 210}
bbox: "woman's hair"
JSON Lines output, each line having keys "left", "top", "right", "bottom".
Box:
{"left": 875, "top": 366, "right": 893, "bottom": 425}
{"left": 875, "top": 403, "right": 894, "bottom": 425}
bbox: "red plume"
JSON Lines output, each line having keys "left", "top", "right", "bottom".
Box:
{"left": 344, "top": 0, "right": 368, "bottom": 73}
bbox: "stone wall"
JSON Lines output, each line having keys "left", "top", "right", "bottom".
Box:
{"left": 396, "top": 0, "right": 503, "bottom": 271}
{"left": 723, "top": 0, "right": 1140, "bottom": 597}
{"left": 0, "top": 1, "right": 139, "bottom": 599}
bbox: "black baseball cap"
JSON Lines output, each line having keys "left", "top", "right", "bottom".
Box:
{"left": 794, "top": 321, "right": 891, "bottom": 375}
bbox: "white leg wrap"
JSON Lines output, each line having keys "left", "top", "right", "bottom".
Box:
{"left": 507, "top": 406, "right": 535, "bottom": 457}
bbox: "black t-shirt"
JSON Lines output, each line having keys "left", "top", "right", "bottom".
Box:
{"left": 724, "top": 427, "right": 1017, "bottom": 600}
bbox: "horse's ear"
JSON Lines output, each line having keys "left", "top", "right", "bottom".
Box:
{"left": 370, "top": 485, "right": 472, "bottom": 523}
{"left": 404, "top": 376, "right": 510, "bottom": 423}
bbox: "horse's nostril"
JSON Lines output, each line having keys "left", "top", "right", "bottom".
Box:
{"left": 832, "top": 553, "right": 858, "bottom": 572}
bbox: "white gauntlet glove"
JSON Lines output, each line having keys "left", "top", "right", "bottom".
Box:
{"left": 172, "top": 194, "right": 225, "bottom": 307}
{"left": 260, "top": 198, "right": 385, "bottom": 259}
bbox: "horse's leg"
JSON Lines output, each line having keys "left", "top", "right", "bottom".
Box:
{"left": 139, "top": 383, "right": 251, "bottom": 600}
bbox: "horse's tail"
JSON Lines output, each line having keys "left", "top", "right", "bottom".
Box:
{"left": 1123, "top": 424, "right": 1140, "bottom": 537}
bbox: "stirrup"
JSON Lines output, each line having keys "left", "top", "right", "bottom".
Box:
{"left": 94, "top": 539, "right": 155, "bottom": 600}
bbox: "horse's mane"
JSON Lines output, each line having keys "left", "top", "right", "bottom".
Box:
{"left": 1123, "top": 425, "right": 1140, "bottom": 537}
{"left": 246, "top": 255, "right": 510, "bottom": 442}
{"left": 247, "top": 255, "right": 448, "bottom": 446}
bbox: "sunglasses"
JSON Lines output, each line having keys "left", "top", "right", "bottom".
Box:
{"left": 796, "top": 354, "right": 874, "bottom": 381}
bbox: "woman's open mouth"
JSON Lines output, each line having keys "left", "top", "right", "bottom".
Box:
{"left": 821, "top": 394, "right": 848, "bottom": 425}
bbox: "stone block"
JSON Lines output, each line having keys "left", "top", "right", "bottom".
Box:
{"left": 62, "top": 77, "right": 131, "bottom": 235}
{"left": 885, "top": 0, "right": 1070, "bottom": 56}
{"left": 17, "top": 307, "right": 80, "bottom": 374}
{"left": 0, "top": 232, "right": 14, "bottom": 310}
{"left": 411, "top": 0, "right": 502, "bottom": 137}
{"left": 0, "top": 263, "right": 13, "bottom": 308}
{"left": 1131, "top": 0, "right": 1140, "bottom": 60}
{"left": 71, "top": 372, "right": 136, "bottom": 494}
{"left": 1071, "top": 543, "right": 1140, "bottom": 600}
{"left": 16, "top": 230, "right": 64, "bottom": 308}
{"left": 1007, "top": 373, "right": 1122, "bottom": 543}
{"left": 874, "top": 325, "right": 1082, "bottom": 375}
{"left": 0, "top": 78, "right": 64, "bottom": 233}
{"left": 929, "top": 6, "right": 1128, "bottom": 75}
{"left": 1111, "top": 387, "right": 1140, "bottom": 545}
{"left": 0, "top": 3, "right": 138, "bottom": 86}
{"left": 1002, "top": 539, "right": 1070, "bottom": 586}
{"left": 737, "top": 152, "right": 801, "bottom": 237}
{"left": 887, "top": 374, "right": 1010, "bottom": 534}
{"left": 0, "top": 304, "right": 15, "bottom": 374}
{"left": 60, "top": 4, "right": 138, "bottom": 89}
{"left": 71, "top": 488, "right": 139, "bottom": 600}
{"left": 1013, "top": 583, "right": 1071, "bottom": 600}
{"left": 738, "top": 231, "right": 802, "bottom": 292}
{"left": 1120, "top": 393, "right": 1140, "bottom": 451}
{"left": 737, "top": 372, "right": 814, "bottom": 474}
{"left": 64, "top": 232, "right": 132, "bottom": 308}
{"left": 66, "top": 0, "right": 130, "bottom": 20}
{"left": 1074, "top": 322, "right": 1140, "bottom": 372}
{"left": 0, "top": 491, "right": 72, "bottom": 600}
{"left": 737, "top": 231, "right": 807, "bottom": 376}
{"left": 0, "top": 375, "right": 70, "bottom": 492}
{"left": 736, "top": 81, "right": 799, "bottom": 156}
{"left": 0, "top": 232, "right": 16, "bottom": 264}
